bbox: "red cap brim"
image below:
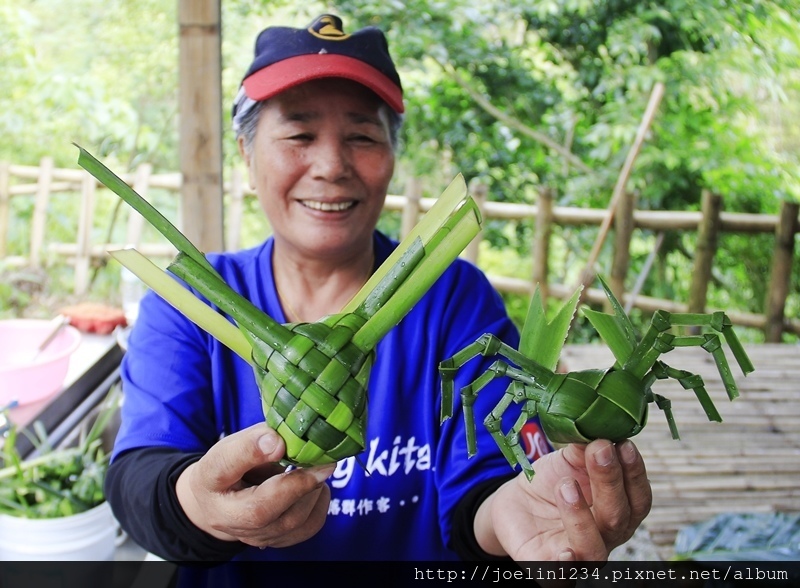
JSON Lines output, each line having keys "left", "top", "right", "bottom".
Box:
{"left": 243, "top": 54, "right": 404, "bottom": 114}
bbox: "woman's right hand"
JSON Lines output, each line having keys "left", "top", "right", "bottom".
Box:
{"left": 175, "top": 423, "right": 335, "bottom": 549}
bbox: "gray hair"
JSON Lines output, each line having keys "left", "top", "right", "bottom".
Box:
{"left": 235, "top": 97, "right": 404, "bottom": 156}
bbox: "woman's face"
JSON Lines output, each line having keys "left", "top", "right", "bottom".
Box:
{"left": 240, "top": 78, "right": 395, "bottom": 262}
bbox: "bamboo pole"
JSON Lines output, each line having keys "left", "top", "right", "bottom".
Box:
{"left": 178, "top": 0, "right": 223, "bottom": 252}
{"left": 688, "top": 190, "right": 723, "bottom": 317}
{"left": 624, "top": 232, "right": 665, "bottom": 313}
{"left": 7, "top": 161, "right": 788, "bottom": 232}
{"left": 125, "top": 163, "right": 153, "bottom": 248}
{"left": 532, "top": 187, "right": 554, "bottom": 301}
{"left": 578, "top": 81, "right": 665, "bottom": 289}
{"left": 608, "top": 190, "right": 637, "bottom": 310}
{"left": 74, "top": 171, "right": 97, "bottom": 294}
{"left": 399, "top": 176, "right": 422, "bottom": 239}
{"left": 463, "top": 179, "right": 487, "bottom": 264}
{"left": 764, "top": 201, "right": 799, "bottom": 342}
{"left": 30, "top": 157, "right": 53, "bottom": 268}
{"left": 438, "top": 60, "right": 593, "bottom": 174}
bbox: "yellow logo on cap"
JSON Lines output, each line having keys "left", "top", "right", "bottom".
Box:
{"left": 308, "top": 15, "right": 351, "bottom": 41}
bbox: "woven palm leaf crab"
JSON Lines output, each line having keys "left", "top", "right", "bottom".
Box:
{"left": 440, "top": 277, "right": 754, "bottom": 480}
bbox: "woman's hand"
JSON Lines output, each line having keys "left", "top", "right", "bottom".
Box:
{"left": 175, "top": 423, "right": 335, "bottom": 549}
{"left": 474, "top": 439, "right": 652, "bottom": 561}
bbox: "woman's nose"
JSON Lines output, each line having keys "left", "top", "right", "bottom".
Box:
{"left": 311, "top": 138, "right": 351, "bottom": 180}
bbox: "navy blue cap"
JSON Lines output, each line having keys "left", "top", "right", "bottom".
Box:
{"left": 236, "top": 14, "right": 403, "bottom": 118}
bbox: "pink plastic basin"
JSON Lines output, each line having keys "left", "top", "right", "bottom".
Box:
{"left": 0, "top": 319, "right": 82, "bottom": 406}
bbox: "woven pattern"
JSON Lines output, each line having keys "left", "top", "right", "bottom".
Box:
{"left": 252, "top": 313, "right": 373, "bottom": 466}
{"left": 539, "top": 370, "right": 648, "bottom": 444}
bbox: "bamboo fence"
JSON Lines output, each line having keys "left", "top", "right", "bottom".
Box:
{"left": 0, "top": 158, "right": 798, "bottom": 340}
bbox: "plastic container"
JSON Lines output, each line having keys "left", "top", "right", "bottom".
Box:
{"left": 120, "top": 266, "right": 145, "bottom": 325}
{"left": 0, "top": 319, "right": 82, "bottom": 406}
{"left": 0, "top": 502, "right": 123, "bottom": 561}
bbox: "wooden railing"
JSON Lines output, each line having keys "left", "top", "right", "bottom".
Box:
{"left": 1, "top": 158, "right": 798, "bottom": 339}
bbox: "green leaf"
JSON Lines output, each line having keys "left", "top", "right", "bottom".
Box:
{"left": 351, "top": 195, "right": 482, "bottom": 350}
{"left": 519, "top": 284, "right": 582, "bottom": 371}
{"left": 582, "top": 309, "right": 637, "bottom": 366}
{"left": 343, "top": 173, "right": 471, "bottom": 313}
{"left": 108, "top": 248, "right": 253, "bottom": 363}
{"left": 75, "top": 144, "right": 216, "bottom": 276}
{"left": 582, "top": 276, "right": 638, "bottom": 365}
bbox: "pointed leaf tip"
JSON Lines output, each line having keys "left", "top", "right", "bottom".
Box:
{"left": 519, "top": 284, "right": 582, "bottom": 371}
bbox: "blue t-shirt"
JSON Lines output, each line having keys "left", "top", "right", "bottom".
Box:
{"left": 113, "top": 231, "right": 551, "bottom": 561}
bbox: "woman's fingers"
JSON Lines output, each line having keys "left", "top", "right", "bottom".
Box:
{"left": 248, "top": 481, "right": 332, "bottom": 548}
{"left": 194, "top": 423, "right": 286, "bottom": 492}
{"left": 583, "top": 439, "right": 651, "bottom": 551}
{"left": 176, "top": 423, "right": 337, "bottom": 547}
{"left": 239, "top": 463, "right": 336, "bottom": 543}
{"left": 617, "top": 440, "right": 652, "bottom": 531}
{"left": 554, "top": 477, "right": 609, "bottom": 561}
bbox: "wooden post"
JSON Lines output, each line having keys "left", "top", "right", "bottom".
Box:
{"left": 0, "top": 162, "right": 9, "bottom": 258}
{"left": 532, "top": 187, "right": 554, "bottom": 302}
{"left": 179, "top": 0, "right": 224, "bottom": 252}
{"left": 74, "top": 171, "right": 97, "bottom": 294}
{"left": 226, "top": 167, "right": 245, "bottom": 252}
{"left": 688, "top": 190, "right": 723, "bottom": 316}
{"left": 30, "top": 157, "right": 54, "bottom": 268}
{"left": 764, "top": 201, "right": 799, "bottom": 342}
{"left": 400, "top": 176, "right": 422, "bottom": 239}
{"left": 463, "top": 179, "right": 487, "bottom": 264}
{"left": 608, "top": 190, "right": 636, "bottom": 311}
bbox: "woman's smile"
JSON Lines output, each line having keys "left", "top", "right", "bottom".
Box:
{"left": 298, "top": 199, "right": 358, "bottom": 212}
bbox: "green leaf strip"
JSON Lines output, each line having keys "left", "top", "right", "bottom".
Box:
{"left": 596, "top": 276, "right": 639, "bottom": 351}
{"left": 109, "top": 249, "right": 253, "bottom": 363}
{"left": 352, "top": 198, "right": 481, "bottom": 350}
{"left": 75, "top": 144, "right": 217, "bottom": 277}
{"left": 343, "top": 174, "right": 470, "bottom": 313}
{"left": 582, "top": 308, "right": 638, "bottom": 367}
{"left": 354, "top": 238, "right": 425, "bottom": 319}
{"left": 168, "top": 252, "right": 294, "bottom": 350}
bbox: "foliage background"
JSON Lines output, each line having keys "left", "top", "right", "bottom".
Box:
{"left": 1, "top": 0, "right": 798, "bottom": 341}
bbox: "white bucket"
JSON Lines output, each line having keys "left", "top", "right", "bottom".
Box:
{"left": 0, "top": 502, "right": 124, "bottom": 561}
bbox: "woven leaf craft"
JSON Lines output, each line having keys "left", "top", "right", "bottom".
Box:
{"left": 75, "top": 145, "right": 481, "bottom": 466}
{"left": 440, "top": 276, "right": 754, "bottom": 480}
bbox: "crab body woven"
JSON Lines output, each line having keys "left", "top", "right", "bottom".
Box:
{"left": 440, "top": 278, "right": 755, "bottom": 480}
{"left": 531, "top": 367, "right": 649, "bottom": 444}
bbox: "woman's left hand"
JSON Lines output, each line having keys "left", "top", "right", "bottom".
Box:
{"left": 474, "top": 439, "right": 652, "bottom": 561}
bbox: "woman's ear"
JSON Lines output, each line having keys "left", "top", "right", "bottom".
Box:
{"left": 237, "top": 136, "right": 257, "bottom": 190}
{"left": 237, "top": 136, "right": 250, "bottom": 165}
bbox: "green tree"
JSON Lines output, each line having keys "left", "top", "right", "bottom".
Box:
{"left": 1, "top": 0, "right": 177, "bottom": 168}
{"left": 3, "top": 0, "right": 797, "bottom": 338}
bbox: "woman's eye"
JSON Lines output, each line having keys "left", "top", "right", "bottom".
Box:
{"left": 350, "top": 134, "right": 378, "bottom": 143}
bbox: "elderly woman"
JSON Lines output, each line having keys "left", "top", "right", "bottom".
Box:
{"left": 105, "top": 14, "right": 651, "bottom": 564}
